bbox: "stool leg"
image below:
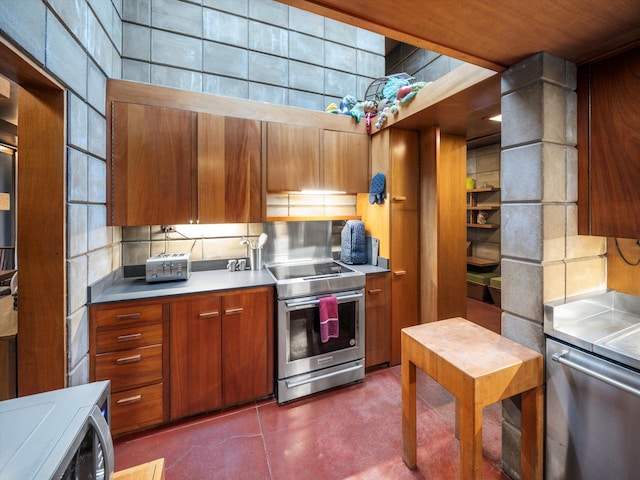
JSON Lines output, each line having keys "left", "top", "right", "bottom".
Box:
{"left": 458, "top": 402, "right": 482, "bottom": 480}
{"left": 402, "top": 358, "right": 417, "bottom": 469}
{"left": 520, "top": 385, "right": 543, "bottom": 480}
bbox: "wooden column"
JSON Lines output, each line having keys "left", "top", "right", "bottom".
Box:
{"left": 420, "top": 126, "right": 467, "bottom": 323}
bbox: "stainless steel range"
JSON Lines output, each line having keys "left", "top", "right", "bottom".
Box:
{"left": 264, "top": 222, "right": 366, "bottom": 404}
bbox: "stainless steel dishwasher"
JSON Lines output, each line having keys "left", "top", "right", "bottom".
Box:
{"left": 546, "top": 338, "right": 640, "bottom": 479}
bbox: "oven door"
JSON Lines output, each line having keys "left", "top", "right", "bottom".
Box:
{"left": 278, "top": 289, "right": 365, "bottom": 381}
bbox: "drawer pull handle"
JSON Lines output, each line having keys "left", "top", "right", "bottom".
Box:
{"left": 367, "top": 288, "right": 382, "bottom": 294}
{"left": 199, "top": 310, "right": 220, "bottom": 318}
{"left": 392, "top": 196, "right": 407, "bottom": 202}
{"left": 117, "top": 394, "right": 142, "bottom": 405}
{"left": 224, "top": 307, "right": 244, "bottom": 315}
{"left": 116, "top": 313, "right": 141, "bottom": 321}
{"left": 117, "top": 333, "right": 142, "bottom": 342}
{"left": 393, "top": 270, "right": 407, "bottom": 276}
{"left": 116, "top": 354, "right": 141, "bottom": 365}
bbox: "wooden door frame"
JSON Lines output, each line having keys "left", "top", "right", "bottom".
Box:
{"left": 0, "top": 35, "right": 66, "bottom": 395}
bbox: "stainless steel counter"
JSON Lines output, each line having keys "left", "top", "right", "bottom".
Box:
{"left": 544, "top": 290, "right": 640, "bottom": 370}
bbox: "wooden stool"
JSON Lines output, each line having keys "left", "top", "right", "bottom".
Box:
{"left": 401, "top": 317, "right": 543, "bottom": 479}
{"left": 113, "top": 458, "right": 165, "bottom": 480}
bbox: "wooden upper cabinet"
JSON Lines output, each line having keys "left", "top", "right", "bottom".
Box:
{"left": 323, "top": 130, "right": 369, "bottom": 193}
{"left": 111, "top": 102, "right": 196, "bottom": 226}
{"left": 197, "top": 113, "right": 262, "bottom": 223}
{"left": 578, "top": 46, "right": 640, "bottom": 238}
{"left": 266, "top": 122, "right": 321, "bottom": 192}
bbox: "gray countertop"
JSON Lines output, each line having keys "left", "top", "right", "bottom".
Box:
{"left": 89, "top": 269, "right": 276, "bottom": 304}
{"left": 89, "top": 262, "right": 389, "bottom": 305}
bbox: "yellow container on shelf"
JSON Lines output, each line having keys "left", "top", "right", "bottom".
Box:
{"left": 466, "top": 177, "right": 475, "bottom": 190}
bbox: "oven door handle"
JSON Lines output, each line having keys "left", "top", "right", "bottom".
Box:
{"left": 551, "top": 350, "right": 640, "bottom": 397}
{"left": 285, "top": 292, "right": 363, "bottom": 308}
{"left": 285, "top": 363, "right": 362, "bottom": 389}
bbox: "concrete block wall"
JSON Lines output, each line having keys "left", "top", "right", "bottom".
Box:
{"left": 0, "top": 0, "right": 386, "bottom": 386}
{"left": 121, "top": 0, "right": 385, "bottom": 111}
{"left": 0, "top": 0, "right": 123, "bottom": 386}
{"left": 499, "top": 52, "right": 606, "bottom": 479}
{"left": 386, "top": 41, "right": 464, "bottom": 81}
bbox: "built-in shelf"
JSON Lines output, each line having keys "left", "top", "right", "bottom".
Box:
{"left": 467, "top": 187, "right": 500, "bottom": 228}
{"left": 467, "top": 256, "right": 500, "bottom": 267}
{"left": 467, "top": 223, "right": 500, "bottom": 229}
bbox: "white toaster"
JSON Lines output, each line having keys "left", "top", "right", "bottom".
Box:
{"left": 145, "top": 252, "right": 192, "bottom": 282}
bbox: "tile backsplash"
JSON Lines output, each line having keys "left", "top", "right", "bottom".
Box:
{"left": 121, "top": 223, "right": 265, "bottom": 265}
{"left": 122, "top": 218, "right": 349, "bottom": 267}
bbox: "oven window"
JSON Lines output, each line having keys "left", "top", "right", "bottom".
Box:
{"left": 289, "top": 302, "right": 357, "bottom": 362}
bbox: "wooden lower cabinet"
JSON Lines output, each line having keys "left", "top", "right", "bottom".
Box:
{"left": 90, "top": 300, "right": 169, "bottom": 437}
{"left": 170, "top": 295, "right": 223, "bottom": 419}
{"left": 170, "top": 286, "right": 274, "bottom": 420}
{"left": 221, "top": 291, "right": 271, "bottom": 406}
{"left": 91, "top": 286, "right": 274, "bottom": 432}
{"left": 365, "top": 273, "right": 390, "bottom": 368}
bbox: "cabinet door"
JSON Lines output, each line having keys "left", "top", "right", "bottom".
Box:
{"left": 222, "top": 289, "right": 270, "bottom": 405}
{"left": 365, "top": 273, "right": 390, "bottom": 368}
{"left": 389, "top": 129, "right": 420, "bottom": 366}
{"left": 266, "top": 122, "right": 320, "bottom": 192}
{"left": 323, "top": 130, "right": 369, "bottom": 193}
{"left": 111, "top": 102, "right": 196, "bottom": 225}
{"left": 578, "top": 47, "right": 640, "bottom": 238}
{"left": 170, "top": 295, "right": 222, "bottom": 419}
{"left": 198, "top": 114, "right": 262, "bottom": 223}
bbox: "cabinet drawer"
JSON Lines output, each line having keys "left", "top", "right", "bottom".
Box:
{"left": 95, "top": 304, "right": 163, "bottom": 329}
{"left": 96, "top": 323, "right": 163, "bottom": 353}
{"left": 95, "top": 345, "right": 162, "bottom": 392}
{"left": 110, "top": 383, "right": 163, "bottom": 436}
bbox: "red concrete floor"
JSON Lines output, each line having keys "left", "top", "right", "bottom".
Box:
{"left": 114, "top": 299, "right": 508, "bottom": 479}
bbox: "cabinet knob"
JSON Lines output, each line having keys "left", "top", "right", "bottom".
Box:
{"left": 199, "top": 310, "right": 220, "bottom": 318}
{"left": 393, "top": 270, "right": 407, "bottom": 276}
{"left": 116, "top": 313, "right": 141, "bottom": 321}
{"left": 392, "top": 196, "right": 407, "bottom": 202}
{"left": 367, "top": 288, "right": 382, "bottom": 295}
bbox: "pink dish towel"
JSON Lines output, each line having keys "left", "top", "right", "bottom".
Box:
{"left": 319, "top": 296, "right": 339, "bottom": 343}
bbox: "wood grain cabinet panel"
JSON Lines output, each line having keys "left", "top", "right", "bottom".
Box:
{"left": 266, "top": 122, "right": 321, "bottom": 192}
{"left": 323, "top": 130, "right": 369, "bottom": 193}
{"left": 90, "top": 300, "right": 168, "bottom": 436}
{"left": 222, "top": 290, "right": 270, "bottom": 405}
{"left": 357, "top": 129, "right": 419, "bottom": 366}
{"left": 578, "top": 46, "right": 640, "bottom": 238}
{"left": 170, "top": 286, "right": 274, "bottom": 420}
{"left": 197, "top": 114, "right": 262, "bottom": 223}
{"left": 111, "top": 102, "right": 196, "bottom": 226}
{"left": 110, "top": 383, "right": 164, "bottom": 437}
{"left": 365, "top": 273, "right": 390, "bottom": 368}
{"left": 170, "top": 295, "right": 223, "bottom": 419}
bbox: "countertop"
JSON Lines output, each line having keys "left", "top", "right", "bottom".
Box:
{"left": 89, "top": 269, "right": 276, "bottom": 304}
{"left": 544, "top": 290, "right": 640, "bottom": 370}
{"left": 89, "top": 262, "right": 389, "bottom": 305}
